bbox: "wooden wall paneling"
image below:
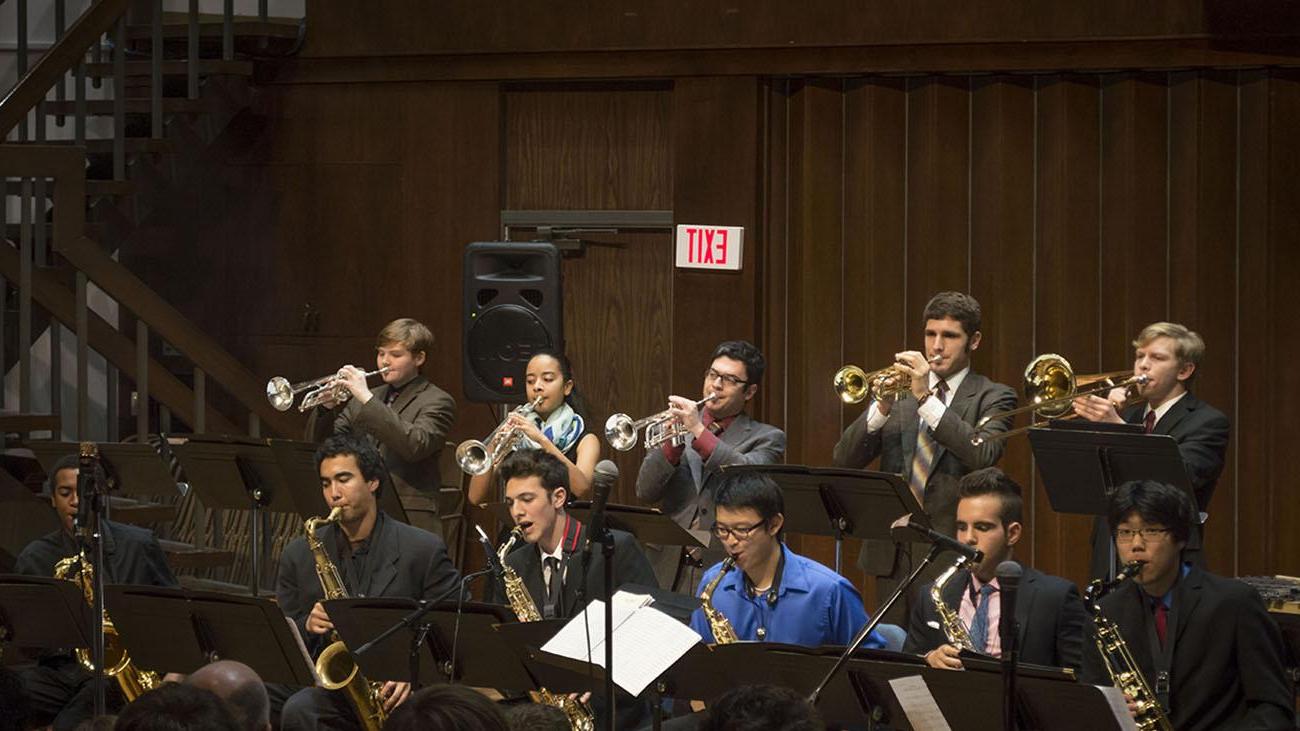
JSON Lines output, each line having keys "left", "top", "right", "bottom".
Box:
{"left": 968, "top": 76, "right": 1038, "bottom": 560}
{"left": 1166, "top": 70, "right": 1240, "bottom": 575}
{"left": 761, "top": 79, "right": 791, "bottom": 435}
{"left": 782, "top": 79, "right": 846, "bottom": 568}
{"left": 669, "top": 77, "right": 762, "bottom": 402}
{"left": 905, "top": 77, "right": 972, "bottom": 318}
{"left": 1033, "top": 74, "right": 1102, "bottom": 581}
{"left": 842, "top": 77, "right": 909, "bottom": 601}
{"left": 1236, "top": 69, "right": 1273, "bottom": 577}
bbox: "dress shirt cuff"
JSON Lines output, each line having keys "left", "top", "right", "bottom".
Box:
{"left": 917, "top": 397, "right": 947, "bottom": 430}
{"left": 866, "top": 401, "right": 890, "bottom": 433}
{"left": 660, "top": 441, "right": 686, "bottom": 465}
{"left": 692, "top": 429, "right": 720, "bottom": 461}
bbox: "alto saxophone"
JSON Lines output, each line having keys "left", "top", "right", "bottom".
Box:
{"left": 497, "top": 528, "right": 596, "bottom": 731}
{"left": 1084, "top": 561, "right": 1173, "bottom": 731}
{"left": 699, "top": 557, "right": 739, "bottom": 645}
{"left": 53, "top": 551, "right": 161, "bottom": 701}
{"left": 305, "top": 507, "right": 388, "bottom": 731}
{"left": 930, "top": 555, "right": 977, "bottom": 652}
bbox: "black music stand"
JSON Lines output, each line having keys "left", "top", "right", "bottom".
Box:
{"left": 1029, "top": 425, "right": 1194, "bottom": 580}
{"left": 721, "top": 465, "right": 924, "bottom": 573}
{"left": 102, "top": 584, "right": 316, "bottom": 686}
{"left": 0, "top": 468, "right": 60, "bottom": 571}
{"left": 566, "top": 503, "right": 709, "bottom": 550}
{"left": 28, "top": 440, "right": 179, "bottom": 499}
{"left": 266, "top": 438, "right": 409, "bottom": 525}
{"left": 495, "top": 618, "right": 613, "bottom": 696}
{"left": 0, "top": 575, "right": 95, "bottom": 656}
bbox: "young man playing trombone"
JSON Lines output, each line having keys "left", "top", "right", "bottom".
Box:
{"left": 833, "top": 291, "right": 1017, "bottom": 622}
{"left": 634, "top": 340, "right": 786, "bottom": 592}
{"left": 306, "top": 317, "right": 457, "bottom": 537}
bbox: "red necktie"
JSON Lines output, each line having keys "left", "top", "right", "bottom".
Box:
{"left": 1154, "top": 600, "right": 1168, "bottom": 646}
{"left": 1144, "top": 410, "right": 1156, "bottom": 434}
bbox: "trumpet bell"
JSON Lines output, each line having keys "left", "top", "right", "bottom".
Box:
{"left": 833, "top": 364, "right": 912, "bottom": 404}
{"left": 455, "top": 440, "right": 491, "bottom": 476}
{"left": 267, "top": 376, "right": 295, "bottom": 412}
{"left": 833, "top": 366, "right": 869, "bottom": 404}
{"left": 604, "top": 413, "right": 637, "bottom": 452}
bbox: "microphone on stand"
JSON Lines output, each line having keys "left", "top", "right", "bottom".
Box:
{"left": 996, "top": 560, "right": 1022, "bottom": 731}
{"left": 890, "top": 514, "right": 984, "bottom": 563}
{"left": 475, "top": 524, "right": 506, "bottom": 578}
{"left": 584, "top": 460, "right": 619, "bottom": 554}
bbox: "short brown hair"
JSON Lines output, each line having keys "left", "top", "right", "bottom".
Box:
{"left": 376, "top": 318, "right": 433, "bottom": 355}
{"left": 958, "top": 467, "right": 1023, "bottom": 526}
{"left": 1134, "top": 322, "right": 1205, "bottom": 381}
{"left": 922, "top": 292, "right": 982, "bottom": 337}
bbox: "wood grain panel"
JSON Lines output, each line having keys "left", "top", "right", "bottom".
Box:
{"left": 760, "top": 79, "right": 791, "bottom": 435}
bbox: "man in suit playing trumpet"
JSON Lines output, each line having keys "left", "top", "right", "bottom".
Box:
{"left": 635, "top": 340, "right": 787, "bottom": 592}
{"left": 834, "top": 292, "right": 1017, "bottom": 623}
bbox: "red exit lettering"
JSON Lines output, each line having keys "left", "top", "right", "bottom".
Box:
{"left": 686, "top": 227, "right": 729, "bottom": 265}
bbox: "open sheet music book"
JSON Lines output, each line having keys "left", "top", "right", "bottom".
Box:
{"left": 541, "top": 590, "right": 702, "bottom": 696}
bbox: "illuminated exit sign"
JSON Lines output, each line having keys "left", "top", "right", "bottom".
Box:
{"left": 675, "top": 224, "right": 744, "bottom": 271}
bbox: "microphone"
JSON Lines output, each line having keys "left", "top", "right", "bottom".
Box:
{"left": 890, "top": 514, "right": 983, "bottom": 563}
{"left": 475, "top": 524, "right": 505, "bottom": 578}
{"left": 996, "top": 560, "right": 1022, "bottom": 653}
{"left": 585, "top": 460, "right": 619, "bottom": 551}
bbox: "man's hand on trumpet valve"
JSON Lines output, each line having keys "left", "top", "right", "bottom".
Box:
{"left": 894, "top": 350, "right": 935, "bottom": 402}
{"left": 335, "top": 365, "right": 375, "bottom": 405}
{"left": 667, "top": 395, "right": 704, "bottom": 437}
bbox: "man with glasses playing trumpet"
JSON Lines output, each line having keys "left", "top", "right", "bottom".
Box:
{"left": 833, "top": 292, "right": 1017, "bottom": 622}
{"left": 634, "top": 340, "right": 786, "bottom": 592}
{"left": 306, "top": 317, "right": 457, "bottom": 537}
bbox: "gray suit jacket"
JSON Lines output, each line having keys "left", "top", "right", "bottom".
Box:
{"left": 833, "top": 371, "right": 1016, "bottom": 575}
{"left": 635, "top": 411, "right": 786, "bottom": 589}
{"left": 306, "top": 375, "right": 456, "bottom": 502}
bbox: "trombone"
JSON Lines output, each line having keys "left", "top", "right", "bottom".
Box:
{"left": 969, "top": 354, "right": 1149, "bottom": 445}
{"left": 455, "top": 395, "right": 545, "bottom": 476}
{"left": 833, "top": 355, "right": 942, "bottom": 404}
{"left": 266, "top": 366, "right": 391, "bottom": 412}
{"left": 605, "top": 394, "right": 718, "bottom": 451}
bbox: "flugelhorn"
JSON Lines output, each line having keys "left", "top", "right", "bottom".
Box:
{"left": 605, "top": 393, "right": 719, "bottom": 451}
{"left": 266, "top": 366, "right": 391, "bottom": 412}
{"left": 969, "top": 354, "right": 1149, "bottom": 445}
{"left": 833, "top": 355, "right": 942, "bottom": 404}
{"left": 455, "top": 395, "right": 545, "bottom": 475}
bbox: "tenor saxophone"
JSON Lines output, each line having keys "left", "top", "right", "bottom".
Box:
{"left": 1084, "top": 561, "right": 1173, "bottom": 731}
{"left": 53, "top": 551, "right": 161, "bottom": 701}
{"left": 305, "top": 507, "right": 388, "bottom": 731}
{"left": 930, "top": 555, "right": 977, "bottom": 652}
{"left": 497, "top": 528, "right": 596, "bottom": 731}
{"left": 699, "top": 557, "right": 739, "bottom": 645}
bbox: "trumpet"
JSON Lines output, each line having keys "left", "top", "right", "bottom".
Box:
{"left": 605, "top": 394, "right": 719, "bottom": 451}
{"left": 833, "top": 355, "right": 942, "bottom": 404}
{"left": 455, "top": 395, "right": 545, "bottom": 475}
{"left": 266, "top": 366, "right": 391, "bottom": 413}
{"left": 969, "top": 354, "right": 1149, "bottom": 445}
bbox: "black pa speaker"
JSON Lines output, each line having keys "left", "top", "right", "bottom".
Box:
{"left": 462, "top": 242, "right": 564, "bottom": 403}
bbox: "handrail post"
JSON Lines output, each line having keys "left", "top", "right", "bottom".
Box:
{"left": 113, "top": 16, "right": 126, "bottom": 181}
{"left": 188, "top": 0, "right": 199, "bottom": 100}
{"left": 18, "top": 180, "right": 32, "bottom": 416}
{"left": 152, "top": 0, "right": 163, "bottom": 139}
{"left": 76, "top": 272, "right": 89, "bottom": 440}
{"left": 137, "top": 321, "right": 149, "bottom": 440}
{"left": 223, "top": 0, "right": 234, "bottom": 61}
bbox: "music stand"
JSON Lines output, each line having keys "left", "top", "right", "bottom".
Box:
{"left": 0, "top": 575, "right": 95, "bottom": 654}
{"left": 721, "top": 465, "right": 923, "bottom": 572}
{"left": 1029, "top": 426, "right": 1195, "bottom": 580}
{"left": 27, "top": 440, "right": 178, "bottom": 499}
{"left": 103, "top": 584, "right": 316, "bottom": 685}
{"left": 0, "top": 468, "right": 60, "bottom": 571}
{"left": 266, "top": 438, "right": 410, "bottom": 525}
{"left": 566, "top": 503, "right": 709, "bottom": 549}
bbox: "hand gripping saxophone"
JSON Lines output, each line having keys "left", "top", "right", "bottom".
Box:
{"left": 930, "top": 554, "right": 978, "bottom": 652}
{"left": 1084, "top": 562, "right": 1173, "bottom": 731}
{"left": 698, "top": 557, "right": 739, "bottom": 645}
{"left": 305, "top": 507, "right": 389, "bottom": 731}
{"left": 496, "top": 528, "right": 595, "bottom": 731}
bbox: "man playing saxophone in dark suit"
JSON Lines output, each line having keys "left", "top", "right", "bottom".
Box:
{"left": 904, "top": 468, "right": 1085, "bottom": 671}
{"left": 833, "top": 292, "right": 1016, "bottom": 622}
{"left": 276, "top": 434, "right": 461, "bottom": 731}
{"left": 636, "top": 340, "right": 786, "bottom": 592}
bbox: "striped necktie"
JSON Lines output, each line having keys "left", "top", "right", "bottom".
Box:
{"left": 908, "top": 380, "right": 948, "bottom": 503}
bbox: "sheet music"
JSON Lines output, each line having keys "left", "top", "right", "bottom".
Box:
{"left": 541, "top": 590, "right": 702, "bottom": 696}
{"left": 888, "top": 675, "right": 952, "bottom": 731}
{"left": 1094, "top": 686, "right": 1140, "bottom": 730}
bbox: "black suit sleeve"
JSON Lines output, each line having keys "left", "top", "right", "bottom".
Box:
{"left": 902, "top": 582, "right": 940, "bottom": 656}
{"left": 1053, "top": 583, "right": 1087, "bottom": 672}
{"left": 612, "top": 530, "right": 659, "bottom": 591}
{"left": 1231, "top": 586, "right": 1294, "bottom": 729}
{"left": 1179, "top": 410, "right": 1230, "bottom": 508}
{"left": 419, "top": 534, "right": 463, "bottom": 602}
{"left": 275, "top": 540, "right": 327, "bottom": 658}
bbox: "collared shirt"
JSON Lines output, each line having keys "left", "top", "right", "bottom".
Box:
{"left": 1142, "top": 390, "right": 1188, "bottom": 429}
{"left": 866, "top": 366, "right": 970, "bottom": 433}
{"left": 336, "top": 511, "right": 385, "bottom": 596}
{"left": 538, "top": 537, "right": 568, "bottom": 587}
{"left": 958, "top": 573, "right": 1002, "bottom": 657}
{"left": 689, "top": 544, "right": 887, "bottom": 649}
{"left": 661, "top": 409, "right": 738, "bottom": 465}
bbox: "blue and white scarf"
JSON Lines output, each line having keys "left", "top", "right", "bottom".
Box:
{"left": 524, "top": 401, "right": 585, "bottom": 455}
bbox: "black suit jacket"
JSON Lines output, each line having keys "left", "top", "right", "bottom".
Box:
{"left": 275, "top": 511, "right": 461, "bottom": 657}
{"left": 15, "top": 520, "right": 177, "bottom": 588}
{"left": 1081, "top": 567, "right": 1292, "bottom": 730}
{"left": 903, "top": 565, "right": 1085, "bottom": 671}
{"left": 500, "top": 520, "right": 659, "bottom": 619}
{"left": 833, "top": 371, "right": 1017, "bottom": 576}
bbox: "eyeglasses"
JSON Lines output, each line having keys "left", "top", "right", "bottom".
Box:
{"left": 704, "top": 369, "right": 749, "bottom": 388}
{"left": 710, "top": 521, "right": 766, "bottom": 541}
{"left": 1115, "top": 527, "right": 1171, "bottom": 543}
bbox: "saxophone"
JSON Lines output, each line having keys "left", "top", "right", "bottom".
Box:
{"left": 53, "top": 551, "right": 161, "bottom": 701}
{"left": 305, "top": 507, "right": 388, "bottom": 731}
{"left": 699, "top": 557, "right": 739, "bottom": 645}
{"left": 1084, "top": 561, "right": 1174, "bottom": 731}
{"left": 930, "top": 555, "right": 977, "bottom": 652}
{"left": 496, "top": 527, "right": 596, "bottom": 731}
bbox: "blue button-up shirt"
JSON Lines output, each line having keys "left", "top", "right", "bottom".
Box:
{"left": 689, "top": 544, "right": 886, "bottom": 648}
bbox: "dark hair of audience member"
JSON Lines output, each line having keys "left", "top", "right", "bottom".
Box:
{"left": 384, "top": 684, "right": 509, "bottom": 731}
{"left": 0, "top": 666, "right": 28, "bottom": 731}
{"left": 506, "top": 701, "right": 570, "bottom": 731}
{"left": 113, "top": 683, "right": 241, "bottom": 731}
{"left": 74, "top": 716, "right": 117, "bottom": 731}
{"left": 700, "top": 684, "right": 826, "bottom": 731}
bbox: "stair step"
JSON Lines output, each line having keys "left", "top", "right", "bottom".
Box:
{"left": 84, "top": 59, "right": 254, "bottom": 80}
{"left": 3, "top": 222, "right": 108, "bottom": 242}
{"left": 158, "top": 539, "right": 236, "bottom": 570}
{"left": 42, "top": 98, "right": 206, "bottom": 117}
{"left": 108, "top": 496, "right": 179, "bottom": 525}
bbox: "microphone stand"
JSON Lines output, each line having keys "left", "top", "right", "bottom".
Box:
{"left": 577, "top": 521, "right": 616, "bottom": 730}
{"left": 77, "top": 445, "right": 109, "bottom": 717}
{"left": 807, "top": 543, "right": 944, "bottom": 707}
